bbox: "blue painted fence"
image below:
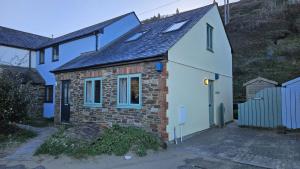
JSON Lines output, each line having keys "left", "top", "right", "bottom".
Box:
{"left": 239, "top": 87, "right": 300, "bottom": 129}
{"left": 238, "top": 87, "right": 282, "bottom": 128}
{"left": 282, "top": 87, "right": 300, "bottom": 129}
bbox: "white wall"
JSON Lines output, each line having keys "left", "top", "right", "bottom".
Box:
{"left": 0, "top": 45, "right": 36, "bottom": 68}
{"left": 166, "top": 5, "right": 233, "bottom": 141}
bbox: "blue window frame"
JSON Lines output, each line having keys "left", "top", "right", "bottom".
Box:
{"left": 117, "top": 74, "right": 142, "bottom": 109}
{"left": 84, "top": 77, "right": 102, "bottom": 107}
{"left": 207, "top": 23, "right": 214, "bottom": 52}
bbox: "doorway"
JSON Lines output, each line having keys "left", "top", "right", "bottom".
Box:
{"left": 208, "top": 80, "right": 214, "bottom": 126}
{"left": 61, "top": 80, "right": 70, "bottom": 123}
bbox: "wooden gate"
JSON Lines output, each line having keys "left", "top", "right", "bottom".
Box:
{"left": 238, "top": 87, "right": 282, "bottom": 128}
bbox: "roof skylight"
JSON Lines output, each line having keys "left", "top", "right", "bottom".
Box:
{"left": 125, "top": 31, "right": 147, "bottom": 42}
{"left": 163, "top": 20, "right": 188, "bottom": 33}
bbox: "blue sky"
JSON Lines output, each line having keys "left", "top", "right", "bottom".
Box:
{"left": 0, "top": 0, "right": 239, "bottom": 38}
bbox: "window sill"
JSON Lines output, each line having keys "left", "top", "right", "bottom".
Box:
{"left": 207, "top": 48, "right": 214, "bottom": 53}
{"left": 52, "top": 59, "right": 59, "bottom": 62}
{"left": 117, "top": 105, "right": 142, "bottom": 109}
{"left": 84, "top": 104, "right": 102, "bottom": 108}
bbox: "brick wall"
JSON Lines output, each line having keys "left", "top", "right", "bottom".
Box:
{"left": 55, "top": 61, "right": 169, "bottom": 140}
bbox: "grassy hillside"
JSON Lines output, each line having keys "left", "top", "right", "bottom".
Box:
{"left": 221, "top": 0, "right": 300, "bottom": 102}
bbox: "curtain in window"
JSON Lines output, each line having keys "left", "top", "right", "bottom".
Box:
{"left": 130, "top": 77, "right": 139, "bottom": 104}
{"left": 94, "top": 80, "right": 101, "bottom": 103}
{"left": 119, "top": 78, "right": 127, "bottom": 104}
{"left": 86, "top": 81, "right": 93, "bottom": 103}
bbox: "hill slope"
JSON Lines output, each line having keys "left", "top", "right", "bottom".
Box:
{"left": 222, "top": 0, "right": 300, "bottom": 101}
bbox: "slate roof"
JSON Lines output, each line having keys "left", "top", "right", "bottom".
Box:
{"left": 37, "top": 12, "right": 137, "bottom": 49}
{"left": 0, "top": 64, "right": 45, "bottom": 84}
{"left": 0, "top": 26, "right": 51, "bottom": 49}
{"left": 54, "top": 4, "right": 215, "bottom": 72}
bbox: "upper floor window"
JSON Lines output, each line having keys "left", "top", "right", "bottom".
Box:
{"left": 52, "top": 45, "right": 59, "bottom": 62}
{"left": 207, "top": 24, "right": 214, "bottom": 52}
{"left": 39, "top": 49, "right": 45, "bottom": 64}
{"left": 163, "top": 20, "right": 188, "bottom": 33}
{"left": 45, "top": 85, "right": 53, "bottom": 103}
{"left": 117, "top": 74, "right": 141, "bottom": 109}
{"left": 84, "top": 78, "right": 102, "bottom": 107}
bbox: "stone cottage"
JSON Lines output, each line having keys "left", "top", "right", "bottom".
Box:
{"left": 52, "top": 3, "right": 233, "bottom": 141}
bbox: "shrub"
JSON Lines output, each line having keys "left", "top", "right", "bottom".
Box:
{"left": 36, "top": 125, "right": 162, "bottom": 157}
{"left": 0, "top": 70, "right": 36, "bottom": 132}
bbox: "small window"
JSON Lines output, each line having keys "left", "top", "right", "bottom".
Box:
{"left": 52, "top": 45, "right": 59, "bottom": 61}
{"left": 125, "top": 31, "right": 147, "bottom": 42}
{"left": 39, "top": 49, "right": 45, "bottom": 64}
{"left": 163, "top": 20, "right": 188, "bottom": 33}
{"left": 45, "top": 85, "right": 53, "bottom": 103}
{"left": 117, "top": 74, "right": 141, "bottom": 108}
{"left": 207, "top": 24, "right": 214, "bottom": 52}
{"left": 84, "top": 78, "right": 102, "bottom": 107}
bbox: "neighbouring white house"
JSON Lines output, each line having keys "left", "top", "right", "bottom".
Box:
{"left": 0, "top": 26, "right": 50, "bottom": 68}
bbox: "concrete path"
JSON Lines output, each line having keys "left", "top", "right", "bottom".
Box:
{"left": 2, "top": 124, "right": 56, "bottom": 162}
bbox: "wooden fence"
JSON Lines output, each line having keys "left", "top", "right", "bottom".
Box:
{"left": 239, "top": 87, "right": 300, "bottom": 129}
{"left": 238, "top": 87, "right": 282, "bottom": 128}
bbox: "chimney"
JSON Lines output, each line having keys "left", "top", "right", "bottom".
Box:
{"left": 224, "top": 0, "right": 230, "bottom": 25}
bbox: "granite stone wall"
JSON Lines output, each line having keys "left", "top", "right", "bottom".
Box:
{"left": 54, "top": 61, "right": 169, "bottom": 140}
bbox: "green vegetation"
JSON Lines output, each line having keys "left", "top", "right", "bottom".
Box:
{"left": 0, "top": 124, "right": 37, "bottom": 150}
{"left": 0, "top": 69, "right": 37, "bottom": 131}
{"left": 221, "top": 0, "right": 300, "bottom": 102}
{"left": 35, "top": 125, "right": 162, "bottom": 158}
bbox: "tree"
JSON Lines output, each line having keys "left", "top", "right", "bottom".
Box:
{"left": 176, "top": 8, "right": 180, "bottom": 14}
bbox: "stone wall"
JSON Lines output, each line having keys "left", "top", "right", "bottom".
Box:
{"left": 54, "top": 60, "right": 169, "bottom": 140}
{"left": 28, "top": 84, "right": 45, "bottom": 118}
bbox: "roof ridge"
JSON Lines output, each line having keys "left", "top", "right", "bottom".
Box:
{"left": 0, "top": 26, "right": 51, "bottom": 39}
{"left": 142, "top": 3, "right": 215, "bottom": 24}
{"left": 51, "top": 12, "right": 135, "bottom": 41}
{"left": 37, "top": 12, "right": 136, "bottom": 49}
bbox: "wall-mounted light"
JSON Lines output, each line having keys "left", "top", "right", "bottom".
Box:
{"left": 204, "top": 79, "right": 209, "bottom": 86}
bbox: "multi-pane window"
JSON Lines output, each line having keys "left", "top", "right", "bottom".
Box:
{"left": 45, "top": 85, "right": 53, "bottom": 103}
{"left": 207, "top": 24, "right": 214, "bottom": 52}
{"left": 39, "top": 49, "right": 45, "bottom": 64}
{"left": 52, "top": 45, "right": 59, "bottom": 61}
{"left": 84, "top": 78, "right": 102, "bottom": 107}
{"left": 118, "top": 74, "right": 141, "bottom": 108}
